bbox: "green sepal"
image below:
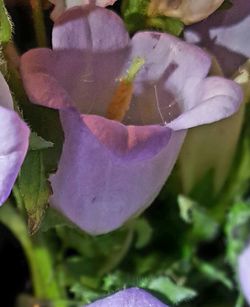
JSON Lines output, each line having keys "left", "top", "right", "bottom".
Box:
{"left": 0, "top": 0, "right": 12, "bottom": 43}
{"left": 15, "top": 134, "right": 53, "bottom": 235}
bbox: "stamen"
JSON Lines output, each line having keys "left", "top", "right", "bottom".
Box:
{"left": 106, "top": 57, "right": 145, "bottom": 122}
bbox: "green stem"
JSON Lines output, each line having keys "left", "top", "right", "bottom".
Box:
{"left": 0, "top": 203, "right": 65, "bottom": 307}
{"left": 235, "top": 294, "right": 244, "bottom": 307}
{"left": 30, "top": 0, "right": 47, "bottom": 47}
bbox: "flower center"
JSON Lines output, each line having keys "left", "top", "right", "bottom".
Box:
{"left": 106, "top": 57, "right": 145, "bottom": 122}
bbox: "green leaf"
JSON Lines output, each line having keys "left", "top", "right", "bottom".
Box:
{"left": 16, "top": 150, "right": 51, "bottom": 235}
{"left": 29, "top": 132, "right": 54, "bottom": 151}
{"left": 225, "top": 201, "right": 250, "bottom": 267}
{"left": 40, "top": 207, "right": 75, "bottom": 232}
{"left": 194, "top": 259, "right": 233, "bottom": 290}
{"left": 0, "top": 0, "right": 12, "bottom": 43}
{"left": 122, "top": 0, "right": 149, "bottom": 33}
{"left": 134, "top": 218, "right": 153, "bottom": 249}
{"left": 178, "top": 195, "right": 219, "bottom": 242}
{"left": 122, "top": 0, "right": 149, "bottom": 17}
{"left": 70, "top": 282, "right": 100, "bottom": 304}
{"left": 147, "top": 16, "right": 184, "bottom": 36}
{"left": 147, "top": 276, "right": 197, "bottom": 304}
{"left": 122, "top": 0, "right": 183, "bottom": 36}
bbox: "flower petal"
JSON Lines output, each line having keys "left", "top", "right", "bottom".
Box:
{"left": 20, "top": 47, "right": 129, "bottom": 114}
{"left": 85, "top": 287, "right": 168, "bottom": 306}
{"left": 50, "top": 109, "right": 185, "bottom": 234}
{"left": 67, "top": 0, "right": 117, "bottom": 8}
{"left": 0, "top": 106, "right": 30, "bottom": 205}
{"left": 0, "top": 73, "right": 13, "bottom": 109}
{"left": 20, "top": 48, "right": 74, "bottom": 110}
{"left": 184, "top": 0, "right": 250, "bottom": 77}
{"left": 49, "top": 0, "right": 117, "bottom": 21}
{"left": 166, "top": 77, "right": 242, "bottom": 130}
{"left": 21, "top": 7, "right": 130, "bottom": 113}
{"left": 238, "top": 244, "right": 250, "bottom": 305}
{"left": 53, "top": 6, "right": 129, "bottom": 52}
{"left": 123, "top": 31, "right": 212, "bottom": 125}
{"left": 148, "top": 0, "right": 224, "bottom": 25}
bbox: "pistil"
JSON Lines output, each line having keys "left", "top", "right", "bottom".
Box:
{"left": 106, "top": 57, "right": 144, "bottom": 122}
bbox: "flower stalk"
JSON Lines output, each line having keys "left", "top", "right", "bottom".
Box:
{"left": 0, "top": 203, "right": 66, "bottom": 307}
{"left": 29, "top": 0, "right": 47, "bottom": 47}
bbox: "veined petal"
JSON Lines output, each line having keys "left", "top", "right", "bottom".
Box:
{"left": 167, "top": 77, "right": 242, "bottom": 130}
{"left": 21, "top": 6, "right": 130, "bottom": 113}
{"left": 124, "top": 31, "right": 212, "bottom": 125}
{"left": 20, "top": 47, "right": 129, "bottom": 114}
{"left": 53, "top": 6, "right": 129, "bottom": 51}
{"left": 21, "top": 48, "right": 74, "bottom": 110}
{"left": 85, "top": 287, "right": 168, "bottom": 307}
{"left": 50, "top": 109, "right": 185, "bottom": 234}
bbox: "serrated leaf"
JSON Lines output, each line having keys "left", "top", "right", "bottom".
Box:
{"left": 147, "top": 276, "right": 197, "bottom": 304}
{"left": 0, "top": 0, "right": 12, "bottom": 43}
{"left": 29, "top": 132, "right": 54, "bottom": 151}
{"left": 16, "top": 150, "right": 51, "bottom": 235}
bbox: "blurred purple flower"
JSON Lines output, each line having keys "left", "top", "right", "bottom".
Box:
{"left": 0, "top": 72, "right": 30, "bottom": 205}
{"left": 184, "top": 0, "right": 250, "bottom": 77}
{"left": 238, "top": 244, "right": 250, "bottom": 305}
{"left": 20, "top": 5, "right": 242, "bottom": 234}
{"left": 85, "top": 287, "right": 168, "bottom": 307}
